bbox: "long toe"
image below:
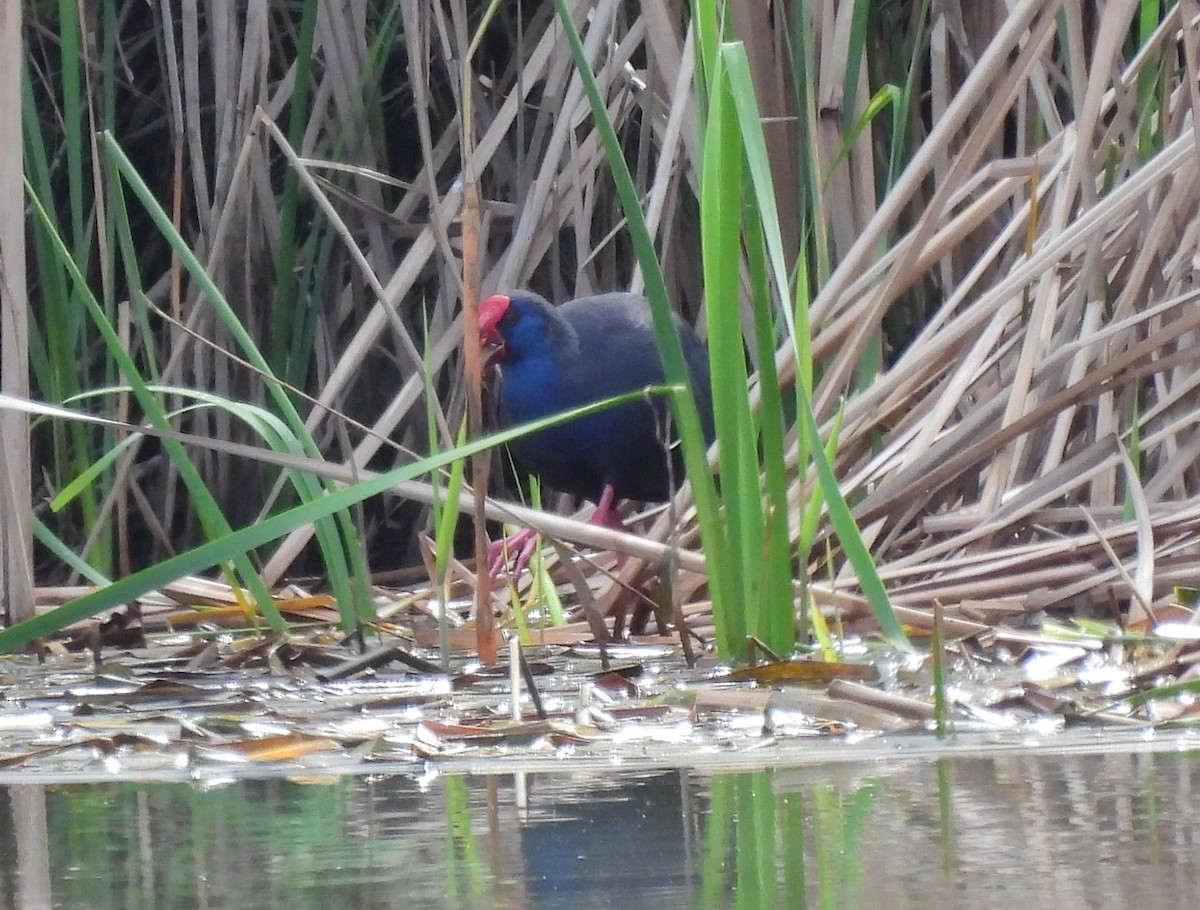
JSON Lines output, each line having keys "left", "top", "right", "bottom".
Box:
{"left": 511, "top": 532, "right": 542, "bottom": 578}
{"left": 487, "top": 527, "right": 540, "bottom": 579}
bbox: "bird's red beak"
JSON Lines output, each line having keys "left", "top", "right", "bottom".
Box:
{"left": 478, "top": 293, "right": 510, "bottom": 370}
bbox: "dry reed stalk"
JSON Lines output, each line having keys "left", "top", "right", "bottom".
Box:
{"left": 24, "top": 2, "right": 1200, "bottom": 629}
{"left": 270, "top": 1, "right": 1200, "bottom": 619}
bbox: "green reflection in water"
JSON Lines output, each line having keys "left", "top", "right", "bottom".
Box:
{"left": 701, "top": 770, "right": 883, "bottom": 910}
{"left": 442, "top": 774, "right": 489, "bottom": 904}
{"left": 5, "top": 745, "right": 1200, "bottom": 909}
{"left": 48, "top": 780, "right": 355, "bottom": 909}
{"left": 781, "top": 786, "right": 806, "bottom": 907}
{"left": 700, "top": 768, "right": 733, "bottom": 907}
{"left": 812, "top": 777, "right": 879, "bottom": 908}
{"left": 937, "top": 757, "right": 956, "bottom": 875}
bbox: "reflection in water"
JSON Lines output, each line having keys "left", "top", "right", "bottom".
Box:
{"left": 0, "top": 748, "right": 1197, "bottom": 909}
{"left": 7, "top": 786, "right": 51, "bottom": 910}
{"left": 520, "top": 772, "right": 694, "bottom": 907}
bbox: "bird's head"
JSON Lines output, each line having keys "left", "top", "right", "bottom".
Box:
{"left": 478, "top": 293, "right": 512, "bottom": 371}
{"left": 478, "top": 292, "right": 560, "bottom": 370}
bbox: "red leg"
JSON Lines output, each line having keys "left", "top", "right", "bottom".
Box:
{"left": 590, "top": 484, "right": 627, "bottom": 531}
{"left": 590, "top": 484, "right": 629, "bottom": 567}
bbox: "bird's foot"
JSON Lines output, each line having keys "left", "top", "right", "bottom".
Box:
{"left": 489, "top": 486, "right": 634, "bottom": 579}
{"left": 487, "top": 528, "right": 541, "bottom": 580}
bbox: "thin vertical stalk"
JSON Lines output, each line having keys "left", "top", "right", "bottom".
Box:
{"left": 463, "top": 0, "right": 505, "bottom": 664}
{"left": 0, "top": 1, "right": 31, "bottom": 623}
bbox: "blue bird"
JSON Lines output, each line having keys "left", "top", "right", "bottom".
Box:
{"left": 479, "top": 290, "right": 714, "bottom": 574}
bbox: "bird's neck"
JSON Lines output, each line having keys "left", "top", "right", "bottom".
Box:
{"left": 502, "top": 350, "right": 577, "bottom": 407}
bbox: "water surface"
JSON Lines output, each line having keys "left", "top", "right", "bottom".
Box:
{"left": 2, "top": 737, "right": 1197, "bottom": 909}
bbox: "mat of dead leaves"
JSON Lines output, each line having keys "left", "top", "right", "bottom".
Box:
{"left": 4, "top": 575, "right": 1200, "bottom": 781}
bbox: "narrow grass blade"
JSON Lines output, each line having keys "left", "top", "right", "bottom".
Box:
{"left": 0, "top": 387, "right": 683, "bottom": 652}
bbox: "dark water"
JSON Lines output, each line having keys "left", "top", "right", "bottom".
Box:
{"left": 2, "top": 741, "right": 1198, "bottom": 909}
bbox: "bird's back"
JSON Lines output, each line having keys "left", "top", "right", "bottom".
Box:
{"left": 499, "top": 292, "right": 713, "bottom": 503}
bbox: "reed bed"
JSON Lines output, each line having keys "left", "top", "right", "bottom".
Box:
{"left": 3, "top": 1, "right": 1200, "bottom": 654}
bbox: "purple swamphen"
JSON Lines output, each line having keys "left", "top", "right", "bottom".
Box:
{"left": 479, "top": 290, "right": 714, "bottom": 576}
